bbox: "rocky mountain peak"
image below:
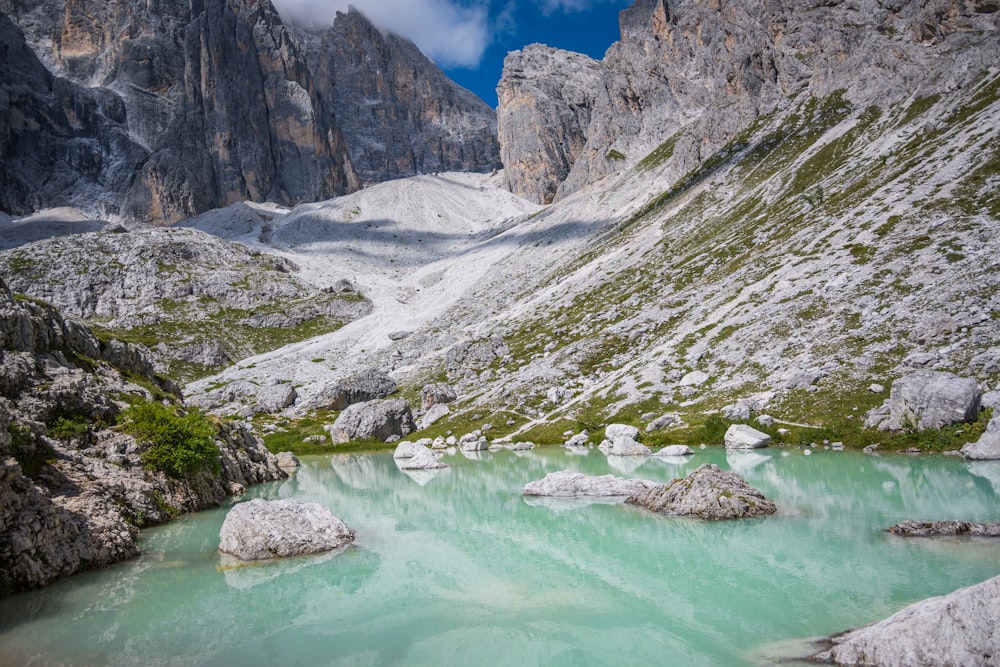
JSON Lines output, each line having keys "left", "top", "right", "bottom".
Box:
{"left": 292, "top": 7, "right": 501, "bottom": 185}
{"left": 498, "top": 0, "right": 999, "bottom": 204}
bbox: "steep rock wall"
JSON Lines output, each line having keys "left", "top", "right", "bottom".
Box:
{"left": 498, "top": 0, "right": 1000, "bottom": 204}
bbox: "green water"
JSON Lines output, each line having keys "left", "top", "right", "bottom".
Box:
{"left": 2, "top": 448, "right": 1000, "bottom": 666}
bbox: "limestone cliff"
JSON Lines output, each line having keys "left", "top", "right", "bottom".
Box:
{"left": 294, "top": 8, "right": 501, "bottom": 185}
{"left": 498, "top": 0, "right": 1000, "bottom": 204}
{"left": 0, "top": 278, "right": 286, "bottom": 595}
{"left": 1, "top": 0, "right": 359, "bottom": 223}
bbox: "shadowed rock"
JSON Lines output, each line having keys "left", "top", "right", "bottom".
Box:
{"left": 316, "top": 369, "right": 398, "bottom": 411}
{"left": 328, "top": 398, "right": 415, "bottom": 443}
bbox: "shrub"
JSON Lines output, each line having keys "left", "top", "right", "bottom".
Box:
{"left": 122, "top": 401, "right": 220, "bottom": 478}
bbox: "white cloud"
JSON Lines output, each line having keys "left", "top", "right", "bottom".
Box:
{"left": 536, "top": 0, "right": 620, "bottom": 15}
{"left": 270, "top": 0, "right": 492, "bottom": 69}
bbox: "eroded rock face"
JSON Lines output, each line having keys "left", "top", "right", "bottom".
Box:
{"left": 421, "top": 383, "right": 458, "bottom": 410}
{"left": 295, "top": 8, "right": 500, "bottom": 185}
{"left": 812, "top": 574, "right": 1000, "bottom": 666}
{"left": 626, "top": 463, "right": 776, "bottom": 520}
{"left": 523, "top": 470, "right": 657, "bottom": 497}
{"left": 0, "top": 278, "right": 285, "bottom": 595}
{"left": 219, "top": 498, "right": 354, "bottom": 561}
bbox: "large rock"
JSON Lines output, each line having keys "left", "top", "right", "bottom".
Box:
{"left": 609, "top": 436, "right": 652, "bottom": 456}
{"left": 421, "top": 383, "right": 458, "bottom": 410}
{"left": 812, "top": 574, "right": 1000, "bottom": 666}
{"left": 396, "top": 446, "right": 447, "bottom": 470}
{"left": 961, "top": 416, "right": 1000, "bottom": 459}
{"left": 626, "top": 464, "right": 777, "bottom": 520}
{"left": 887, "top": 371, "right": 981, "bottom": 431}
{"left": 605, "top": 424, "right": 640, "bottom": 441}
{"left": 418, "top": 403, "right": 450, "bottom": 430}
{"left": 887, "top": 520, "right": 1000, "bottom": 537}
{"left": 0, "top": 280, "right": 286, "bottom": 594}
{"left": 328, "top": 398, "right": 415, "bottom": 443}
{"left": 218, "top": 499, "right": 354, "bottom": 561}
{"left": 316, "top": 370, "right": 398, "bottom": 411}
{"left": 724, "top": 424, "right": 771, "bottom": 449}
{"left": 523, "top": 470, "right": 657, "bottom": 497}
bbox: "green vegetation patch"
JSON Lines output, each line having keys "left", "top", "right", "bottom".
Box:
{"left": 122, "top": 401, "right": 220, "bottom": 478}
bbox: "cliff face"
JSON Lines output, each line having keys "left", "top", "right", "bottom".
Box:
{"left": 498, "top": 0, "right": 1000, "bottom": 203}
{"left": 296, "top": 8, "right": 501, "bottom": 185}
{"left": 1, "top": 0, "right": 501, "bottom": 223}
{"left": 2, "top": 0, "right": 361, "bottom": 223}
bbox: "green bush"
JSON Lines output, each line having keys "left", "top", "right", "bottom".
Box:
{"left": 122, "top": 402, "right": 220, "bottom": 478}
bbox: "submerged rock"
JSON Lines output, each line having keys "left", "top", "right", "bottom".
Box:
{"left": 218, "top": 499, "right": 354, "bottom": 561}
{"left": 812, "top": 574, "right": 1000, "bottom": 666}
{"left": 887, "top": 520, "right": 1000, "bottom": 537}
{"left": 523, "top": 470, "right": 657, "bottom": 497}
{"left": 626, "top": 464, "right": 776, "bottom": 520}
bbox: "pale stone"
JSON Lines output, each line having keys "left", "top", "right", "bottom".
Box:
{"left": 523, "top": 470, "right": 657, "bottom": 497}
{"left": 724, "top": 424, "right": 771, "bottom": 449}
{"left": 218, "top": 499, "right": 354, "bottom": 561}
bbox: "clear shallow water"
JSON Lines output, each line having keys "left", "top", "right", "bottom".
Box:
{"left": 3, "top": 448, "right": 1000, "bottom": 666}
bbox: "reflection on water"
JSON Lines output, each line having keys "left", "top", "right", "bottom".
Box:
{"left": 1, "top": 448, "right": 999, "bottom": 666}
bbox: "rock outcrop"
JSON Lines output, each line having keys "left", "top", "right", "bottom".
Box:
{"left": 523, "top": 470, "right": 657, "bottom": 497}
{"left": 0, "top": 278, "right": 285, "bottom": 595}
{"left": 421, "top": 383, "right": 458, "bottom": 410}
{"left": 0, "top": 227, "right": 372, "bottom": 379}
{"left": 812, "top": 574, "right": 1000, "bottom": 666}
{"left": 887, "top": 520, "right": 1000, "bottom": 537}
{"left": 962, "top": 418, "right": 1000, "bottom": 460}
{"left": 328, "top": 398, "right": 416, "bottom": 443}
{"left": 219, "top": 499, "right": 354, "bottom": 561}
{"left": 294, "top": 8, "right": 500, "bottom": 185}
{"left": 626, "top": 464, "right": 776, "bottom": 519}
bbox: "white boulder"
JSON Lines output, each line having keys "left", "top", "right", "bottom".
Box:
{"left": 724, "top": 424, "right": 771, "bottom": 449}
{"left": 219, "top": 499, "right": 354, "bottom": 561}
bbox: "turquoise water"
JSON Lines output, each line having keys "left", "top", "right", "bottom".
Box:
{"left": 2, "top": 447, "right": 1000, "bottom": 666}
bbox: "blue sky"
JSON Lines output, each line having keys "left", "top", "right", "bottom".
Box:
{"left": 269, "top": 0, "right": 633, "bottom": 107}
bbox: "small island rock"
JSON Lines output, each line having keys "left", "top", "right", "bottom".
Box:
{"left": 887, "top": 520, "right": 1000, "bottom": 537}
{"left": 653, "top": 445, "right": 695, "bottom": 457}
{"left": 219, "top": 499, "right": 354, "bottom": 561}
{"left": 626, "top": 464, "right": 776, "bottom": 520}
{"left": 275, "top": 451, "right": 300, "bottom": 468}
{"left": 523, "top": 470, "right": 657, "bottom": 497}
